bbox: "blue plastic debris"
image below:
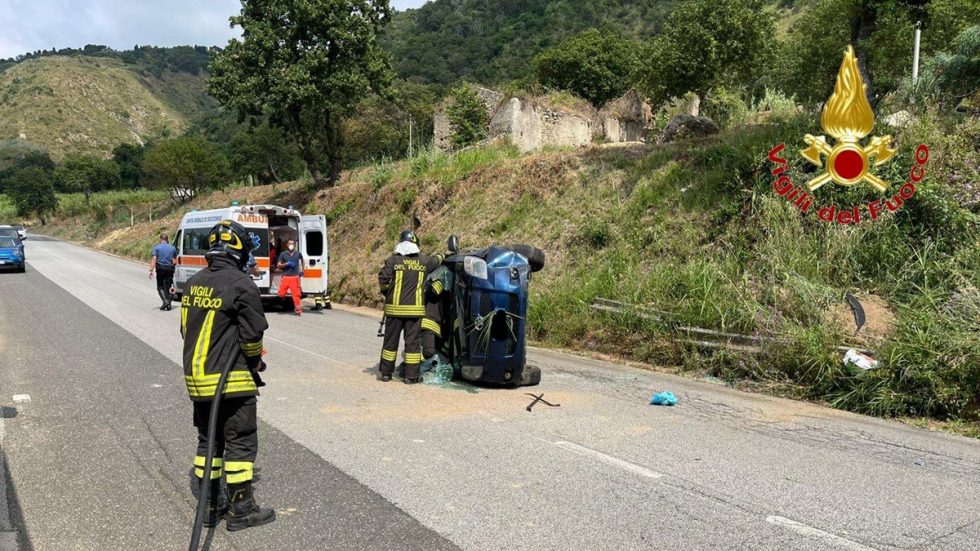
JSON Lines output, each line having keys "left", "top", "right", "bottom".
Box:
{"left": 650, "top": 391, "right": 677, "bottom": 406}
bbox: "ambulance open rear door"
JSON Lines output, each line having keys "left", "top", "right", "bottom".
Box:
{"left": 301, "top": 214, "right": 330, "bottom": 309}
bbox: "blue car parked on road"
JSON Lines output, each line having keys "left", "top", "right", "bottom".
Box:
{"left": 0, "top": 235, "right": 26, "bottom": 272}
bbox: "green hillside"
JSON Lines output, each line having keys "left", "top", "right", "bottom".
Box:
{"left": 0, "top": 56, "right": 205, "bottom": 160}
{"left": 383, "top": 0, "right": 680, "bottom": 84}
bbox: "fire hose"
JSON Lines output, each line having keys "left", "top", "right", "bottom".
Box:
{"left": 187, "top": 350, "right": 265, "bottom": 551}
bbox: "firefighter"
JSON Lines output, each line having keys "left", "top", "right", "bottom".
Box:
{"left": 181, "top": 219, "right": 275, "bottom": 531}
{"left": 421, "top": 265, "right": 452, "bottom": 361}
{"left": 378, "top": 230, "right": 443, "bottom": 383}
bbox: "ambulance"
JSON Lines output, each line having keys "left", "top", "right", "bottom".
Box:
{"left": 172, "top": 204, "right": 330, "bottom": 309}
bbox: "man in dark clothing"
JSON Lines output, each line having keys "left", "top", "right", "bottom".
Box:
{"left": 149, "top": 233, "right": 178, "bottom": 311}
{"left": 276, "top": 239, "right": 304, "bottom": 316}
{"left": 181, "top": 220, "right": 275, "bottom": 531}
{"left": 378, "top": 230, "right": 443, "bottom": 383}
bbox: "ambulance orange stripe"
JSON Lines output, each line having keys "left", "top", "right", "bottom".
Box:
{"left": 178, "top": 256, "right": 208, "bottom": 266}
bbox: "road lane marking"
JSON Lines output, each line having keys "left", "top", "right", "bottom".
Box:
{"left": 264, "top": 336, "right": 349, "bottom": 367}
{"left": 11, "top": 395, "right": 29, "bottom": 404}
{"left": 766, "top": 516, "right": 878, "bottom": 551}
{"left": 553, "top": 440, "right": 663, "bottom": 479}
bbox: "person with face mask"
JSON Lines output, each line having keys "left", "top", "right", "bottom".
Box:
{"left": 276, "top": 239, "right": 304, "bottom": 316}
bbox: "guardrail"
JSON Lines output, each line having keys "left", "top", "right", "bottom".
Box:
{"left": 590, "top": 297, "right": 874, "bottom": 355}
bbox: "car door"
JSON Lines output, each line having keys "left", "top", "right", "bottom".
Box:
{"left": 300, "top": 215, "right": 327, "bottom": 294}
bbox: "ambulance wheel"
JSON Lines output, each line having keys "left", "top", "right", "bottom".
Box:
{"left": 519, "top": 365, "right": 541, "bottom": 387}
{"left": 507, "top": 244, "right": 545, "bottom": 272}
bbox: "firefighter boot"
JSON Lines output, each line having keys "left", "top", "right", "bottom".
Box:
{"left": 197, "top": 478, "right": 227, "bottom": 528}
{"left": 226, "top": 481, "right": 276, "bottom": 531}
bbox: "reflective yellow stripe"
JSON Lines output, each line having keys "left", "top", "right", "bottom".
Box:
{"left": 194, "top": 468, "right": 223, "bottom": 480}
{"left": 432, "top": 280, "right": 444, "bottom": 295}
{"left": 421, "top": 318, "right": 441, "bottom": 335}
{"left": 181, "top": 305, "right": 188, "bottom": 337}
{"left": 194, "top": 456, "right": 223, "bottom": 479}
{"left": 191, "top": 310, "right": 216, "bottom": 379}
{"left": 224, "top": 461, "right": 253, "bottom": 484}
{"left": 194, "top": 456, "right": 224, "bottom": 468}
{"left": 185, "top": 373, "right": 256, "bottom": 385}
{"left": 240, "top": 340, "right": 263, "bottom": 357}
{"left": 187, "top": 381, "right": 257, "bottom": 398}
{"left": 404, "top": 353, "right": 422, "bottom": 364}
{"left": 415, "top": 271, "right": 423, "bottom": 307}
{"left": 381, "top": 349, "right": 398, "bottom": 361}
{"left": 393, "top": 271, "right": 403, "bottom": 306}
{"left": 384, "top": 305, "right": 425, "bottom": 316}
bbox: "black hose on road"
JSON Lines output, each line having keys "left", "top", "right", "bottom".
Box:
{"left": 188, "top": 350, "right": 239, "bottom": 551}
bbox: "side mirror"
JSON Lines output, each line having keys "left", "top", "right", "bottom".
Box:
{"left": 447, "top": 234, "right": 460, "bottom": 254}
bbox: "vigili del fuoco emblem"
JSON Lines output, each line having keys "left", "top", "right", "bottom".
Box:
{"left": 766, "top": 46, "right": 929, "bottom": 225}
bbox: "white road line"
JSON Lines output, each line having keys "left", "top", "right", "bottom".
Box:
{"left": 766, "top": 516, "right": 879, "bottom": 551}
{"left": 553, "top": 440, "right": 663, "bottom": 479}
{"left": 11, "top": 395, "right": 29, "bottom": 404}
{"left": 264, "top": 336, "right": 348, "bottom": 367}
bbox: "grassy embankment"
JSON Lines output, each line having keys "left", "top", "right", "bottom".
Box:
{"left": 0, "top": 56, "right": 199, "bottom": 160}
{"left": 17, "top": 109, "right": 980, "bottom": 434}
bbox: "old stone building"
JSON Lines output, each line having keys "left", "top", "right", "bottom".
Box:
{"left": 434, "top": 88, "right": 652, "bottom": 153}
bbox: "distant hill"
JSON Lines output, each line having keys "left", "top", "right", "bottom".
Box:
{"left": 383, "top": 0, "right": 679, "bottom": 85}
{"left": 0, "top": 48, "right": 216, "bottom": 160}
{"left": 382, "top": 0, "right": 822, "bottom": 86}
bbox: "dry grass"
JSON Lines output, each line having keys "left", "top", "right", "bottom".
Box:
{"left": 0, "top": 56, "right": 189, "bottom": 159}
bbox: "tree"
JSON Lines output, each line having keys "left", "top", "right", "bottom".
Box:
{"left": 228, "top": 124, "right": 305, "bottom": 184}
{"left": 0, "top": 151, "right": 55, "bottom": 193}
{"left": 6, "top": 167, "right": 58, "bottom": 225}
{"left": 141, "top": 137, "right": 230, "bottom": 203}
{"left": 112, "top": 143, "right": 146, "bottom": 189}
{"left": 532, "top": 30, "right": 642, "bottom": 106}
{"left": 208, "top": 0, "right": 394, "bottom": 187}
{"left": 53, "top": 155, "right": 121, "bottom": 205}
{"left": 921, "top": 25, "right": 980, "bottom": 104}
{"left": 343, "top": 80, "right": 442, "bottom": 164}
{"left": 775, "top": 0, "right": 980, "bottom": 104}
{"left": 639, "top": 0, "right": 775, "bottom": 114}
{"left": 446, "top": 85, "right": 490, "bottom": 149}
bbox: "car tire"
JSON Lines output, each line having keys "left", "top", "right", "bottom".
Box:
{"left": 17, "top": 265, "right": 26, "bottom": 273}
{"left": 507, "top": 244, "right": 545, "bottom": 272}
{"left": 519, "top": 365, "right": 541, "bottom": 387}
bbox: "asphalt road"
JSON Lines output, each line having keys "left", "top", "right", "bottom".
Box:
{"left": 1, "top": 236, "right": 979, "bottom": 550}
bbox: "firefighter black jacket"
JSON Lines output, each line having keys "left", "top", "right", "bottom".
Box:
{"left": 181, "top": 255, "right": 268, "bottom": 401}
{"left": 378, "top": 252, "right": 443, "bottom": 317}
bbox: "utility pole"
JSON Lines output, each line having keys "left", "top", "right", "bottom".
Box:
{"left": 912, "top": 21, "right": 922, "bottom": 86}
{"left": 409, "top": 116, "right": 414, "bottom": 158}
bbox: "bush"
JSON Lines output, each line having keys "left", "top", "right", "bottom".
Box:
{"left": 446, "top": 85, "right": 490, "bottom": 149}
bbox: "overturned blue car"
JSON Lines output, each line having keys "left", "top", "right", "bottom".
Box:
{"left": 424, "top": 237, "right": 545, "bottom": 387}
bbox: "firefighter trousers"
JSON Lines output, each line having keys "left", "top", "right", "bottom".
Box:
{"left": 380, "top": 317, "right": 421, "bottom": 379}
{"left": 193, "top": 396, "right": 258, "bottom": 484}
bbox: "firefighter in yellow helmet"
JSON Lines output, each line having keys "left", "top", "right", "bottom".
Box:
{"left": 181, "top": 219, "right": 275, "bottom": 530}
{"left": 378, "top": 230, "right": 443, "bottom": 383}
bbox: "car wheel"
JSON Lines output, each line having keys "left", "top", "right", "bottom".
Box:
{"left": 507, "top": 244, "right": 545, "bottom": 272}
{"left": 519, "top": 365, "right": 541, "bottom": 386}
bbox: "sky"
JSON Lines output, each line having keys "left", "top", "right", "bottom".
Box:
{"left": 0, "top": 0, "right": 430, "bottom": 60}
